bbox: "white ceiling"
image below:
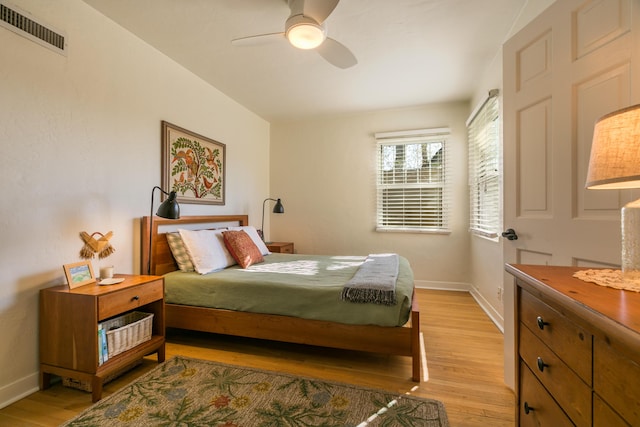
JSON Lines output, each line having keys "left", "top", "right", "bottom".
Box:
{"left": 82, "top": 0, "right": 527, "bottom": 122}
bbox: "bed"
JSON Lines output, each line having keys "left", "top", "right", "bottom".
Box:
{"left": 141, "top": 215, "right": 421, "bottom": 381}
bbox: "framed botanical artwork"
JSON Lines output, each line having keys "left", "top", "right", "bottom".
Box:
{"left": 63, "top": 261, "right": 96, "bottom": 289}
{"left": 161, "top": 121, "right": 225, "bottom": 205}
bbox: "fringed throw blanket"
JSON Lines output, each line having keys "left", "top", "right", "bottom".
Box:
{"left": 342, "top": 253, "right": 399, "bottom": 305}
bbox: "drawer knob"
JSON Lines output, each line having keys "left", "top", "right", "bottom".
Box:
{"left": 131, "top": 296, "right": 140, "bottom": 301}
{"left": 524, "top": 402, "right": 535, "bottom": 414}
{"left": 536, "top": 316, "right": 549, "bottom": 330}
{"left": 537, "top": 357, "right": 549, "bottom": 372}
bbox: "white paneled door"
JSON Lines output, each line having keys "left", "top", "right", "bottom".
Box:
{"left": 502, "top": 0, "right": 640, "bottom": 388}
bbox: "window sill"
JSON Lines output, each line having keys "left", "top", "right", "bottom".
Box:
{"left": 376, "top": 227, "right": 451, "bottom": 235}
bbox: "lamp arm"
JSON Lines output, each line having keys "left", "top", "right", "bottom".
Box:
{"left": 261, "top": 198, "right": 277, "bottom": 241}
{"left": 260, "top": 198, "right": 276, "bottom": 241}
{"left": 148, "top": 186, "right": 170, "bottom": 275}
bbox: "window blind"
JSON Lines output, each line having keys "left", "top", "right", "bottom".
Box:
{"left": 375, "top": 128, "right": 451, "bottom": 233}
{"left": 468, "top": 90, "right": 501, "bottom": 238}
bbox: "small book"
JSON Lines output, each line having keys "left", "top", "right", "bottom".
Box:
{"left": 101, "top": 328, "right": 109, "bottom": 364}
{"left": 97, "top": 325, "right": 104, "bottom": 365}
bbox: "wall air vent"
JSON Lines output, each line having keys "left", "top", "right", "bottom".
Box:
{"left": 0, "top": 0, "right": 67, "bottom": 55}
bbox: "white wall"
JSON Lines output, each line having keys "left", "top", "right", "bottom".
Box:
{"left": 0, "top": 0, "right": 269, "bottom": 407}
{"left": 270, "top": 102, "right": 471, "bottom": 287}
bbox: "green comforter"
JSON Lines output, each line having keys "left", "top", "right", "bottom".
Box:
{"left": 164, "top": 253, "right": 414, "bottom": 327}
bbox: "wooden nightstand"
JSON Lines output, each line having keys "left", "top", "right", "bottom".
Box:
{"left": 267, "top": 242, "right": 294, "bottom": 253}
{"left": 39, "top": 274, "right": 165, "bottom": 402}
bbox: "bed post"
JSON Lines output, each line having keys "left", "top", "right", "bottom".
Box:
{"left": 411, "top": 291, "right": 421, "bottom": 382}
{"left": 141, "top": 216, "right": 151, "bottom": 275}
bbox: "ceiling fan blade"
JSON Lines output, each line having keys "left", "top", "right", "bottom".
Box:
{"left": 302, "top": 0, "right": 340, "bottom": 24}
{"left": 316, "top": 37, "right": 357, "bottom": 69}
{"left": 231, "top": 32, "right": 285, "bottom": 47}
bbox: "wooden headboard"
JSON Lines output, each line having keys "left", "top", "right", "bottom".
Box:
{"left": 141, "top": 215, "right": 249, "bottom": 276}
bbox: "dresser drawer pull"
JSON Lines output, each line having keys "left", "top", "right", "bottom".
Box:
{"left": 536, "top": 357, "right": 548, "bottom": 372}
{"left": 524, "top": 402, "right": 535, "bottom": 414}
{"left": 536, "top": 316, "right": 549, "bottom": 330}
{"left": 131, "top": 296, "right": 139, "bottom": 301}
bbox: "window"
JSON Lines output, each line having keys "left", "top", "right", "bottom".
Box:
{"left": 375, "top": 128, "right": 451, "bottom": 233}
{"left": 468, "top": 90, "right": 501, "bottom": 238}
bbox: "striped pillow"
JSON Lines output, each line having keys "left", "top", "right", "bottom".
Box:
{"left": 165, "top": 232, "right": 195, "bottom": 272}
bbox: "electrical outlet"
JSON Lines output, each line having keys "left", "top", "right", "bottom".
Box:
{"left": 497, "top": 287, "right": 503, "bottom": 301}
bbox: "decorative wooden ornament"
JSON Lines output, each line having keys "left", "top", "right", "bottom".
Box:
{"left": 79, "top": 231, "right": 115, "bottom": 259}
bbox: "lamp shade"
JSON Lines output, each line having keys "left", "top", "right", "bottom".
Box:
{"left": 156, "top": 190, "right": 180, "bottom": 219}
{"left": 586, "top": 104, "right": 640, "bottom": 189}
{"left": 272, "top": 198, "right": 284, "bottom": 214}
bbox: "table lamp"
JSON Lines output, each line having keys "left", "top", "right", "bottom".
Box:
{"left": 586, "top": 104, "right": 640, "bottom": 279}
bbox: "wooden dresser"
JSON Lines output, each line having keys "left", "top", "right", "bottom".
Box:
{"left": 506, "top": 264, "right": 640, "bottom": 426}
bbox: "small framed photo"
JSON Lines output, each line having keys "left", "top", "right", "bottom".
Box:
{"left": 63, "top": 261, "right": 96, "bottom": 289}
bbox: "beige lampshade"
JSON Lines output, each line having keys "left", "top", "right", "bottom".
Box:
{"left": 586, "top": 104, "right": 640, "bottom": 189}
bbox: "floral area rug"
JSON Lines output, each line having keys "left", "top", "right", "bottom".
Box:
{"left": 62, "top": 356, "right": 449, "bottom": 426}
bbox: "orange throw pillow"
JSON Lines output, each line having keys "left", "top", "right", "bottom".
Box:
{"left": 222, "top": 230, "right": 264, "bottom": 268}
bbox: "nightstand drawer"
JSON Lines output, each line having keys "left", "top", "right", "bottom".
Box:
{"left": 98, "top": 279, "right": 163, "bottom": 320}
{"left": 519, "top": 289, "right": 592, "bottom": 383}
{"left": 267, "top": 242, "right": 294, "bottom": 253}
{"left": 277, "top": 244, "right": 293, "bottom": 253}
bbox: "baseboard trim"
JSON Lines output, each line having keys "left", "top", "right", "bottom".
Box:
{"left": 469, "top": 286, "right": 505, "bottom": 333}
{"left": 414, "top": 279, "right": 470, "bottom": 292}
{"left": 415, "top": 280, "right": 505, "bottom": 333}
{"left": 0, "top": 372, "right": 39, "bottom": 410}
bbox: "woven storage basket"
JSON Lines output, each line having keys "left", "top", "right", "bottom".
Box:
{"left": 102, "top": 311, "right": 153, "bottom": 358}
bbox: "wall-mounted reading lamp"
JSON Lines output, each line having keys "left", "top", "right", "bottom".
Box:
{"left": 261, "top": 198, "right": 284, "bottom": 243}
{"left": 147, "top": 186, "right": 180, "bottom": 274}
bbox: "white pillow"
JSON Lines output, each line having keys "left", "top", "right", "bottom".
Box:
{"left": 228, "top": 225, "right": 270, "bottom": 255}
{"left": 178, "top": 229, "right": 236, "bottom": 274}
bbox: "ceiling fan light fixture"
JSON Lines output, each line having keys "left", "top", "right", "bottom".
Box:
{"left": 286, "top": 21, "right": 325, "bottom": 49}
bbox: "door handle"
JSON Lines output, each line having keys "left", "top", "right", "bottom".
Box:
{"left": 502, "top": 229, "right": 518, "bottom": 240}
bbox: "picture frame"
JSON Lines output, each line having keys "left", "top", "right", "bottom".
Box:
{"left": 63, "top": 261, "right": 96, "bottom": 289}
{"left": 161, "top": 121, "right": 226, "bottom": 205}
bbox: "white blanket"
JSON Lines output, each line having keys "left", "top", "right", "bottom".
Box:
{"left": 341, "top": 253, "right": 399, "bottom": 305}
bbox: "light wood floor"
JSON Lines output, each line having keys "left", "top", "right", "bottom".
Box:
{"left": 0, "top": 289, "right": 515, "bottom": 426}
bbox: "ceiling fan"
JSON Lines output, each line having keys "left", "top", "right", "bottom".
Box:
{"left": 231, "top": 0, "right": 357, "bottom": 69}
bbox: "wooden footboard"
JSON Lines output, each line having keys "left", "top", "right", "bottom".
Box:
{"left": 143, "top": 215, "right": 421, "bottom": 382}
{"left": 165, "top": 292, "right": 421, "bottom": 382}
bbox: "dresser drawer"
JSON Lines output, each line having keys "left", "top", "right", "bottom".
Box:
{"left": 519, "top": 324, "right": 591, "bottom": 426}
{"left": 519, "top": 362, "right": 573, "bottom": 427}
{"left": 594, "top": 394, "right": 628, "bottom": 427}
{"left": 98, "top": 279, "right": 163, "bottom": 320}
{"left": 519, "top": 289, "right": 592, "bottom": 383}
{"left": 594, "top": 337, "right": 640, "bottom": 426}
